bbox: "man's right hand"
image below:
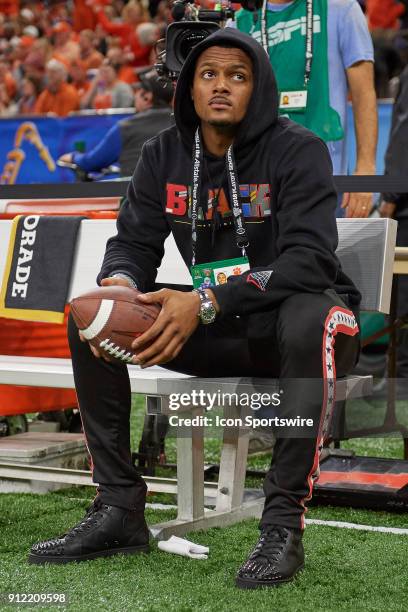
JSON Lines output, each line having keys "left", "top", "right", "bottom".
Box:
{"left": 78, "top": 276, "right": 133, "bottom": 360}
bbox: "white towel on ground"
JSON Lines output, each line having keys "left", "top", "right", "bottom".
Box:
{"left": 157, "top": 536, "right": 209, "bottom": 559}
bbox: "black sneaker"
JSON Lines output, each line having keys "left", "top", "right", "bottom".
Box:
{"left": 236, "top": 526, "right": 304, "bottom": 589}
{"left": 28, "top": 498, "right": 150, "bottom": 564}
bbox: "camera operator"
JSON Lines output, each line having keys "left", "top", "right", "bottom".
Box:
{"left": 59, "top": 69, "right": 173, "bottom": 177}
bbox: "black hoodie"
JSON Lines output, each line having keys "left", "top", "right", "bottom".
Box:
{"left": 98, "top": 28, "right": 360, "bottom": 316}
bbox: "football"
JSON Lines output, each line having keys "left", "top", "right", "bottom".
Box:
{"left": 70, "top": 286, "right": 160, "bottom": 363}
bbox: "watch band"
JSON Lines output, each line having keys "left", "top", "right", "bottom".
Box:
{"left": 110, "top": 273, "right": 138, "bottom": 290}
{"left": 193, "top": 288, "right": 217, "bottom": 325}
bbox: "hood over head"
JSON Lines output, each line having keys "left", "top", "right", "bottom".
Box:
{"left": 174, "top": 27, "right": 279, "bottom": 154}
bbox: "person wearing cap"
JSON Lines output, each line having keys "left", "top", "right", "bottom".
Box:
{"left": 30, "top": 29, "right": 360, "bottom": 590}
{"left": 59, "top": 68, "right": 173, "bottom": 177}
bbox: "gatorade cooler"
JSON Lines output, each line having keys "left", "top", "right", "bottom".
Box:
{"left": 0, "top": 198, "right": 119, "bottom": 417}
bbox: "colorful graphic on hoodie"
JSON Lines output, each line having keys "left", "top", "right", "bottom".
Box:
{"left": 165, "top": 183, "right": 271, "bottom": 220}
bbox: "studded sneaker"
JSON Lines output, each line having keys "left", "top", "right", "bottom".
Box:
{"left": 236, "top": 526, "right": 304, "bottom": 589}
{"left": 28, "top": 498, "right": 150, "bottom": 564}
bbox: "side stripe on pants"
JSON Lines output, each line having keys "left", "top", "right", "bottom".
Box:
{"left": 301, "top": 307, "right": 359, "bottom": 528}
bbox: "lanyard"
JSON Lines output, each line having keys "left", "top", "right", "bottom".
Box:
{"left": 261, "top": 0, "right": 314, "bottom": 87}
{"left": 191, "top": 128, "right": 249, "bottom": 267}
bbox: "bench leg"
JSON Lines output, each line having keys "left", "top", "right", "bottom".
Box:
{"left": 149, "top": 405, "right": 263, "bottom": 540}
{"left": 216, "top": 405, "right": 250, "bottom": 513}
{"left": 176, "top": 406, "right": 204, "bottom": 521}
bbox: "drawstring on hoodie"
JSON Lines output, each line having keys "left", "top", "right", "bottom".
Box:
{"left": 190, "top": 128, "right": 249, "bottom": 267}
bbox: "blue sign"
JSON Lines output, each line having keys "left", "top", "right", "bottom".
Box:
{"left": 0, "top": 104, "right": 394, "bottom": 184}
{"left": 0, "top": 113, "right": 132, "bottom": 184}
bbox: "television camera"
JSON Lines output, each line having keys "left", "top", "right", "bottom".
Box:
{"left": 156, "top": 0, "right": 263, "bottom": 80}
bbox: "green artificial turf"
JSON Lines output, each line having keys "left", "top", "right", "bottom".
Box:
{"left": 1, "top": 490, "right": 408, "bottom": 612}
{"left": 2, "top": 395, "right": 406, "bottom": 611}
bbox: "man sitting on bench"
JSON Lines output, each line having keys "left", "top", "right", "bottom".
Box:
{"left": 29, "top": 28, "right": 361, "bottom": 589}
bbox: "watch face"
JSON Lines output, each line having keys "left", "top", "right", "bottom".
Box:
{"left": 201, "top": 302, "right": 216, "bottom": 324}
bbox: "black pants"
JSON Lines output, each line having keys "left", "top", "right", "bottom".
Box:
{"left": 68, "top": 289, "right": 359, "bottom": 530}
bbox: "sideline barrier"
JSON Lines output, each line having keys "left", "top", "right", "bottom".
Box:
{"left": 2, "top": 175, "right": 408, "bottom": 200}
{"left": 0, "top": 198, "right": 120, "bottom": 216}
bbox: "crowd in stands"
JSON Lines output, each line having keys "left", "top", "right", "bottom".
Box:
{"left": 0, "top": 0, "right": 171, "bottom": 116}
{"left": 1, "top": 0, "right": 408, "bottom": 117}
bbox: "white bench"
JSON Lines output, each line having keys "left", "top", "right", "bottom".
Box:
{"left": 0, "top": 217, "right": 398, "bottom": 538}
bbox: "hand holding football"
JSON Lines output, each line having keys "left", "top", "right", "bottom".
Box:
{"left": 70, "top": 285, "right": 160, "bottom": 363}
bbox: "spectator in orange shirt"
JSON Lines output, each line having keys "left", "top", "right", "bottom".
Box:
{"left": 79, "top": 30, "right": 104, "bottom": 71}
{"left": 69, "top": 61, "right": 91, "bottom": 101}
{"left": 95, "top": 0, "right": 148, "bottom": 47}
{"left": 366, "top": 0, "right": 406, "bottom": 30}
{"left": 51, "top": 22, "right": 80, "bottom": 67}
{"left": 0, "top": 60, "right": 16, "bottom": 100}
{"left": 34, "top": 59, "right": 80, "bottom": 116}
{"left": 73, "top": 0, "right": 97, "bottom": 32}
{"left": 0, "top": 0, "right": 19, "bottom": 16}
{"left": 94, "top": 0, "right": 155, "bottom": 66}
{"left": 106, "top": 46, "right": 136, "bottom": 84}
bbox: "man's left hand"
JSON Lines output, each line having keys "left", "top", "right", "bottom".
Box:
{"left": 131, "top": 289, "right": 201, "bottom": 368}
{"left": 341, "top": 191, "right": 373, "bottom": 218}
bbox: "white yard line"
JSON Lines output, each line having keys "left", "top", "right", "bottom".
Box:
{"left": 305, "top": 518, "right": 408, "bottom": 535}
{"left": 146, "top": 502, "right": 178, "bottom": 511}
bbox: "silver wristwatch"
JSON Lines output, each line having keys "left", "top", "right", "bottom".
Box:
{"left": 193, "top": 288, "right": 217, "bottom": 325}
